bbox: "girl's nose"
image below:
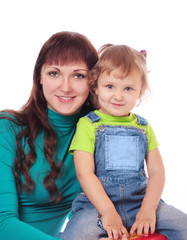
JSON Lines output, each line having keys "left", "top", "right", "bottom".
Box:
{"left": 114, "top": 91, "right": 124, "bottom": 101}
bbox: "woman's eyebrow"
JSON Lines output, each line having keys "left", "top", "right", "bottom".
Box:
{"left": 73, "top": 69, "right": 88, "bottom": 72}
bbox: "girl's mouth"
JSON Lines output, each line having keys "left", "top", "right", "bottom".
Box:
{"left": 111, "top": 102, "right": 124, "bottom": 107}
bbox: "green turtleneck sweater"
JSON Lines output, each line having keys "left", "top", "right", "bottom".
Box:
{"left": 0, "top": 108, "right": 82, "bottom": 240}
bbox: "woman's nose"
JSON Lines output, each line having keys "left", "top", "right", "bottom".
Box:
{"left": 60, "top": 78, "right": 72, "bottom": 92}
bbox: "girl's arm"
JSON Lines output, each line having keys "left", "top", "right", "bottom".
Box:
{"left": 74, "top": 150, "right": 129, "bottom": 240}
{"left": 130, "top": 148, "right": 165, "bottom": 237}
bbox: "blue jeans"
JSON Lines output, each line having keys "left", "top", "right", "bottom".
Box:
{"left": 56, "top": 194, "right": 187, "bottom": 239}
{"left": 56, "top": 112, "right": 187, "bottom": 239}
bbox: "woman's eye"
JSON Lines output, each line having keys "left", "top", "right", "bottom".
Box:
{"left": 106, "top": 84, "right": 113, "bottom": 89}
{"left": 48, "top": 71, "right": 59, "bottom": 77}
{"left": 74, "top": 73, "right": 85, "bottom": 79}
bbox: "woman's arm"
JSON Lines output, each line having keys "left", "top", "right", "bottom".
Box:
{"left": 130, "top": 148, "right": 165, "bottom": 237}
{"left": 0, "top": 163, "right": 61, "bottom": 240}
{"left": 74, "top": 150, "right": 129, "bottom": 240}
{"left": 0, "top": 119, "right": 61, "bottom": 240}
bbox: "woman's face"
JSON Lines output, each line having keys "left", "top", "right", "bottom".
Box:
{"left": 40, "top": 63, "right": 89, "bottom": 116}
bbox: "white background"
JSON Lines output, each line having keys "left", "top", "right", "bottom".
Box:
{"left": 0, "top": 0, "right": 187, "bottom": 213}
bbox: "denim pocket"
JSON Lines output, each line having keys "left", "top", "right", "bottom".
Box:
{"left": 105, "top": 135, "right": 140, "bottom": 171}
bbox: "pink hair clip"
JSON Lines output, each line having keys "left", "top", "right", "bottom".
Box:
{"left": 140, "top": 49, "right": 147, "bottom": 57}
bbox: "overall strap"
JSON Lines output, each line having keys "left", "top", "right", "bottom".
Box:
{"left": 134, "top": 114, "right": 148, "bottom": 126}
{"left": 86, "top": 112, "right": 147, "bottom": 125}
{"left": 85, "top": 111, "right": 101, "bottom": 123}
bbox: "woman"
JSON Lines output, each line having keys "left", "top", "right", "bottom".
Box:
{"left": 0, "top": 31, "right": 98, "bottom": 240}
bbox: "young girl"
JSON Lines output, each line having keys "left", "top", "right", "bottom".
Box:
{"left": 57, "top": 44, "right": 187, "bottom": 240}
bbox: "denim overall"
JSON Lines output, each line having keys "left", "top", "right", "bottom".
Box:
{"left": 57, "top": 112, "right": 187, "bottom": 240}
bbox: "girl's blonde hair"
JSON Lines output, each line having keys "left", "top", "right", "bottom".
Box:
{"left": 89, "top": 44, "right": 150, "bottom": 108}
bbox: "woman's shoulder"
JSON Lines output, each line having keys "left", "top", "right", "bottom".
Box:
{"left": 0, "top": 111, "right": 21, "bottom": 132}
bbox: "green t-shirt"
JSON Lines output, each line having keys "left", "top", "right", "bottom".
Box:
{"left": 0, "top": 108, "right": 82, "bottom": 240}
{"left": 70, "top": 110, "right": 159, "bottom": 155}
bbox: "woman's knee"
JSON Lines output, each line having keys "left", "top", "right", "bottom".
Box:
{"left": 59, "top": 208, "right": 106, "bottom": 240}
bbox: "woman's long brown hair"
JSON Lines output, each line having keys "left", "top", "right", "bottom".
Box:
{"left": 0, "top": 31, "right": 98, "bottom": 202}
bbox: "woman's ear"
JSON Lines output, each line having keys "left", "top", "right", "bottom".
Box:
{"left": 95, "top": 88, "right": 99, "bottom": 95}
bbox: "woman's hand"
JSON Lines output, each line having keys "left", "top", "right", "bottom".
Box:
{"left": 102, "top": 211, "right": 129, "bottom": 240}
{"left": 130, "top": 205, "right": 156, "bottom": 237}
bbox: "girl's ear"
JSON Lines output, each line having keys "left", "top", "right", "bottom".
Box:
{"left": 136, "top": 90, "right": 143, "bottom": 106}
{"left": 139, "top": 87, "right": 144, "bottom": 99}
{"left": 138, "top": 90, "right": 142, "bottom": 99}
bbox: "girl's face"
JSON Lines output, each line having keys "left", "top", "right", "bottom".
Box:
{"left": 40, "top": 63, "right": 89, "bottom": 116}
{"left": 95, "top": 68, "right": 143, "bottom": 117}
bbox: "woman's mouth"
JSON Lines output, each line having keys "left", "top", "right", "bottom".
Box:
{"left": 58, "top": 96, "right": 75, "bottom": 102}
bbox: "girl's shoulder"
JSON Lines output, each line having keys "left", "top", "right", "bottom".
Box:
{"left": 78, "top": 112, "right": 95, "bottom": 123}
{"left": 76, "top": 112, "right": 97, "bottom": 135}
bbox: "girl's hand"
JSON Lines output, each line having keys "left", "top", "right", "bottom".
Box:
{"left": 99, "top": 238, "right": 115, "bottom": 240}
{"left": 102, "top": 211, "right": 129, "bottom": 240}
{"left": 99, "top": 238, "right": 111, "bottom": 240}
{"left": 130, "top": 205, "right": 156, "bottom": 237}
{"left": 99, "top": 238, "right": 114, "bottom": 240}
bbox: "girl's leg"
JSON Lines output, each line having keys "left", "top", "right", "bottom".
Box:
{"left": 56, "top": 205, "right": 107, "bottom": 240}
{"left": 156, "top": 201, "right": 187, "bottom": 240}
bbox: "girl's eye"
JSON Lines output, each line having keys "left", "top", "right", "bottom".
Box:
{"left": 106, "top": 84, "right": 113, "bottom": 89}
{"left": 48, "top": 71, "right": 59, "bottom": 77}
{"left": 125, "top": 87, "right": 132, "bottom": 91}
{"left": 74, "top": 73, "right": 86, "bottom": 79}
